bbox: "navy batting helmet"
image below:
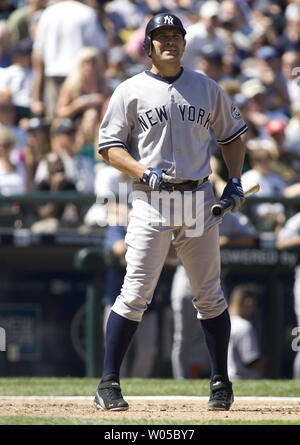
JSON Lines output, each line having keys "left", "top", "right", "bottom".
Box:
{"left": 143, "top": 13, "right": 186, "bottom": 56}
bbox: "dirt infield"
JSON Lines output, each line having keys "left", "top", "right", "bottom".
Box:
{"left": 1, "top": 397, "right": 300, "bottom": 422}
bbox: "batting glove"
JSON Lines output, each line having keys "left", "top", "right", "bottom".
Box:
{"left": 220, "top": 178, "right": 245, "bottom": 213}
{"left": 141, "top": 167, "right": 167, "bottom": 190}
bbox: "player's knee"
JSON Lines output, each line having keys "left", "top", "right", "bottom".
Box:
{"left": 112, "top": 294, "right": 148, "bottom": 322}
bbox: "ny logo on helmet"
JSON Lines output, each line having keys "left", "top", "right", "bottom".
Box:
{"left": 163, "top": 16, "right": 174, "bottom": 25}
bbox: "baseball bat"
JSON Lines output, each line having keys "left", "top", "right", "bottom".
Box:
{"left": 211, "top": 182, "right": 260, "bottom": 217}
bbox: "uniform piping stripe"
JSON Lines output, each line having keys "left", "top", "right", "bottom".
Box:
{"left": 98, "top": 141, "right": 127, "bottom": 151}
{"left": 217, "top": 125, "right": 248, "bottom": 145}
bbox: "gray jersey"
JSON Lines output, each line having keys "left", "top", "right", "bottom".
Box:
{"left": 277, "top": 212, "right": 300, "bottom": 325}
{"left": 228, "top": 315, "right": 262, "bottom": 380}
{"left": 98, "top": 68, "right": 247, "bottom": 181}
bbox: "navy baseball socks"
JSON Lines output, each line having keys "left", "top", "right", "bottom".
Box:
{"left": 94, "top": 310, "right": 138, "bottom": 411}
{"left": 200, "top": 309, "right": 234, "bottom": 410}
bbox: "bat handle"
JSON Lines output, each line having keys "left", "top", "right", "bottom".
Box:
{"left": 211, "top": 197, "right": 235, "bottom": 217}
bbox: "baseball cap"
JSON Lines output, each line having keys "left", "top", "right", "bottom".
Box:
{"left": 200, "top": 44, "right": 223, "bottom": 62}
{"left": 256, "top": 46, "right": 278, "bottom": 60}
{"left": 52, "top": 118, "right": 77, "bottom": 135}
{"left": 240, "top": 78, "right": 267, "bottom": 99}
{"left": 200, "top": 1, "right": 220, "bottom": 19}
{"left": 266, "top": 119, "right": 287, "bottom": 135}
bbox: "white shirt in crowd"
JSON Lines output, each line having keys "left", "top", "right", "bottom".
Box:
{"left": 33, "top": 0, "right": 107, "bottom": 77}
{"left": 34, "top": 154, "right": 95, "bottom": 193}
{"left": 241, "top": 169, "right": 286, "bottom": 196}
{"left": 0, "top": 163, "right": 26, "bottom": 195}
{"left": 0, "top": 65, "right": 34, "bottom": 108}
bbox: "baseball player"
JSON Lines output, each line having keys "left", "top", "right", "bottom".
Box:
{"left": 94, "top": 12, "right": 248, "bottom": 411}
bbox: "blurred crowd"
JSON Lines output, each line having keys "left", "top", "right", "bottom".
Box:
{"left": 1, "top": 0, "right": 300, "bottom": 379}
{"left": 0, "top": 0, "right": 299, "bottom": 232}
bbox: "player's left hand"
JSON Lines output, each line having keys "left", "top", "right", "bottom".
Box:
{"left": 220, "top": 178, "right": 245, "bottom": 213}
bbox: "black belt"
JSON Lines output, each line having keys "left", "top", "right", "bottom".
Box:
{"left": 161, "top": 176, "right": 208, "bottom": 192}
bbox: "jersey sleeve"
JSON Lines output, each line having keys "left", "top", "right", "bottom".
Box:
{"left": 210, "top": 84, "right": 248, "bottom": 145}
{"left": 98, "top": 85, "right": 130, "bottom": 153}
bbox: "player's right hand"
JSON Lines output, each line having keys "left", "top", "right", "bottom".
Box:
{"left": 220, "top": 178, "right": 245, "bottom": 213}
{"left": 141, "top": 167, "right": 167, "bottom": 190}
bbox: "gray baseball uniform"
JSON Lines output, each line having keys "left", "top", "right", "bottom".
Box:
{"left": 98, "top": 68, "right": 247, "bottom": 322}
{"left": 277, "top": 213, "right": 300, "bottom": 379}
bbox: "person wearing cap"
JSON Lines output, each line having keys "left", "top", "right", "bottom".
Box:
{"left": 20, "top": 117, "right": 50, "bottom": 189}
{"left": 181, "top": 1, "right": 229, "bottom": 70}
{"left": 196, "top": 45, "right": 226, "bottom": 82}
{"left": 93, "top": 11, "right": 248, "bottom": 412}
{"left": 0, "top": 37, "right": 34, "bottom": 121}
{"left": 240, "top": 77, "right": 288, "bottom": 140}
{"left": 34, "top": 118, "right": 95, "bottom": 193}
{"left": 255, "top": 46, "right": 290, "bottom": 113}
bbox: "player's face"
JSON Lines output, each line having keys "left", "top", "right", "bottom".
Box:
{"left": 150, "top": 27, "right": 186, "bottom": 64}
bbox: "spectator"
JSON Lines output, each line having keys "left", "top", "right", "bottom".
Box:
{"left": 196, "top": 46, "right": 226, "bottom": 82}
{"left": 0, "top": 0, "right": 15, "bottom": 21}
{"left": 228, "top": 283, "right": 265, "bottom": 380}
{"left": 0, "top": 125, "right": 26, "bottom": 195}
{"left": 0, "top": 89, "right": 28, "bottom": 162}
{"left": 34, "top": 118, "right": 95, "bottom": 193}
{"left": 20, "top": 117, "right": 50, "bottom": 189}
{"left": 84, "top": 164, "right": 132, "bottom": 228}
{"left": 75, "top": 107, "right": 100, "bottom": 164}
{"left": 218, "top": 0, "right": 253, "bottom": 56}
{"left": 0, "top": 20, "right": 12, "bottom": 68}
{"left": 182, "top": 1, "right": 229, "bottom": 70}
{"left": 106, "top": 44, "right": 135, "bottom": 90}
{"left": 242, "top": 144, "right": 286, "bottom": 196}
{"left": 171, "top": 211, "right": 257, "bottom": 379}
{"left": 276, "top": 213, "right": 300, "bottom": 379}
{"left": 265, "top": 118, "right": 297, "bottom": 182}
{"left": 104, "top": 0, "right": 150, "bottom": 33}
{"left": 123, "top": 13, "right": 153, "bottom": 70}
{"left": 255, "top": 46, "right": 290, "bottom": 113}
{"left": 55, "top": 46, "right": 110, "bottom": 120}
{"left": 31, "top": 152, "right": 80, "bottom": 233}
{"left": 285, "top": 102, "right": 300, "bottom": 162}
{"left": 7, "top": 0, "right": 46, "bottom": 44}
{"left": 0, "top": 37, "right": 34, "bottom": 121}
{"left": 240, "top": 78, "right": 288, "bottom": 140}
{"left": 241, "top": 144, "right": 286, "bottom": 232}
{"left": 281, "top": 50, "right": 300, "bottom": 108}
{"left": 31, "top": 0, "right": 107, "bottom": 120}
{"left": 249, "top": 3, "right": 280, "bottom": 50}
{"left": 277, "top": 4, "right": 300, "bottom": 54}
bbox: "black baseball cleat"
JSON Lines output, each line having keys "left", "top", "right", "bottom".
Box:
{"left": 94, "top": 380, "right": 129, "bottom": 411}
{"left": 207, "top": 375, "right": 234, "bottom": 411}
